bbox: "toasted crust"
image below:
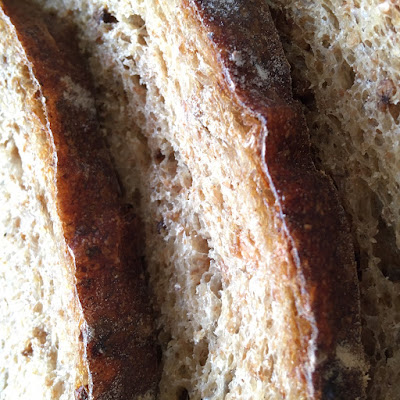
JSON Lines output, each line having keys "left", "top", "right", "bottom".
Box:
{"left": 0, "top": 0, "right": 159, "bottom": 398}
{"left": 189, "top": 0, "right": 366, "bottom": 398}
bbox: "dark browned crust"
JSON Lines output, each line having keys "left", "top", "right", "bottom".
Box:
{"left": 190, "top": 1, "right": 366, "bottom": 398}
{"left": 1, "top": 1, "right": 160, "bottom": 398}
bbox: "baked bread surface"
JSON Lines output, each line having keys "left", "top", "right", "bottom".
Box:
{"left": 0, "top": 0, "right": 159, "bottom": 399}
{"left": 2, "top": 0, "right": 368, "bottom": 398}
{"left": 191, "top": 1, "right": 366, "bottom": 398}
{"left": 31, "top": 0, "right": 367, "bottom": 398}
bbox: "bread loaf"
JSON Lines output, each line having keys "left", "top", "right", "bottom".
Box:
{"left": 1, "top": 0, "right": 371, "bottom": 398}
{"left": 0, "top": 1, "right": 159, "bottom": 398}
{"left": 17, "top": 0, "right": 367, "bottom": 398}
{"left": 268, "top": 1, "right": 400, "bottom": 398}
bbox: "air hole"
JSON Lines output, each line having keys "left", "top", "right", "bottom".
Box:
{"left": 154, "top": 150, "right": 166, "bottom": 164}
{"left": 389, "top": 103, "right": 400, "bottom": 123}
{"left": 178, "top": 388, "right": 189, "bottom": 400}
{"left": 203, "top": 272, "right": 211, "bottom": 283}
{"left": 51, "top": 381, "right": 65, "bottom": 397}
{"left": 385, "top": 16, "right": 395, "bottom": 31}
{"left": 22, "top": 342, "right": 33, "bottom": 357}
{"left": 361, "top": 325, "right": 376, "bottom": 357}
{"left": 131, "top": 74, "right": 147, "bottom": 96}
{"left": 138, "top": 31, "right": 148, "bottom": 46}
{"left": 385, "top": 347, "right": 394, "bottom": 360}
{"left": 127, "top": 14, "right": 145, "bottom": 28}
{"left": 165, "top": 152, "right": 178, "bottom": 176}
{"left": 33, "top": 302, "right": 43, "bottom": 313}
{"left": 195, "top": 338, "right": 209, "bottom": 367}
{"left": 347, "top": 54, "right": 356, "bottom": 64}
{"left": 33, "top": 326, "right": 48, "bottom": 345}
{"left": 100, "top": 9, "right": 118, "bottom": 24}
{"left": 120, "top": 33, "right": 132, "bottom": 44}
{"left": 14, "top": 217, "right": 21, "bottom": 229}
{"left": 374, "top": 215, "right": 400, "bottom": 281}
{"left": 345, "top": 64, "right": 356, "bottom": 89}
{"left": 321, "top": 34, "right": 331, "bottom": 48}
{"left": 210, "top": 277, "right": 222, "bottom": 299}
{"left": 368, "top": 118, "right": 379, "bottom": 127}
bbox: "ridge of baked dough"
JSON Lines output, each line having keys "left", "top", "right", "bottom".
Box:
{"left": 191, "top": 1, "right": 367, "bottom": 398}
{"left": 0, "top": 1, "right": 159, "bottom": 398}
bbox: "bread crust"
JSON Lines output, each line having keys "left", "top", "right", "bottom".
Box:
{"left": 189, "top": 1, "right": 366, "bottom": 398}
{"left": 0, "top": 1, "right": 160, "bottom": 398}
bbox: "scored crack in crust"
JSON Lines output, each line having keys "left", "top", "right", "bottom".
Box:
{"left": 0, "top": 0, "right": 160, "bottom": 399}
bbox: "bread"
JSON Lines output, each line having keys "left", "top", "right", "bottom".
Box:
{"left": 1, "top": 0, "right": 371, "bottom": 398}
{"left": 266, "top": 1, "right": 400, "bottom": 398}
{"left": 2, "top": 0, "right": 367, "bottom": 398}
{"left": 0, "top": 1, "right": 159, "bottom": 399}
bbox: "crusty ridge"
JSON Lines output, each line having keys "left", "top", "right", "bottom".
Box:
{"left": 190, "top": 1, "right": 366, "bottom": 398}
{"left": 0, "top": 0, "right": 159, "bottom": 398}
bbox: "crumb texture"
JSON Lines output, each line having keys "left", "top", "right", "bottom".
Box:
{"left": 32, "top": 0, "right": 327, "bottom": 398}
{"left": 31, "top": 0, "right": 367, "bottom": 398}
{"left": 2, "top": 0, "right": 364, "bottom": 398}
{"left": 0, "top": 9, "right": 83, "bottom": 400}
{"left": 268, "top": 0, "right": 400, "bottom": 398}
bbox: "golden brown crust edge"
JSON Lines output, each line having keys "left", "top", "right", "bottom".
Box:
{"left": 0, "top": 1, "right": 160, "bottom": 399}
{"left": 189, "top": 0, "right": 366, "bottom": 398}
